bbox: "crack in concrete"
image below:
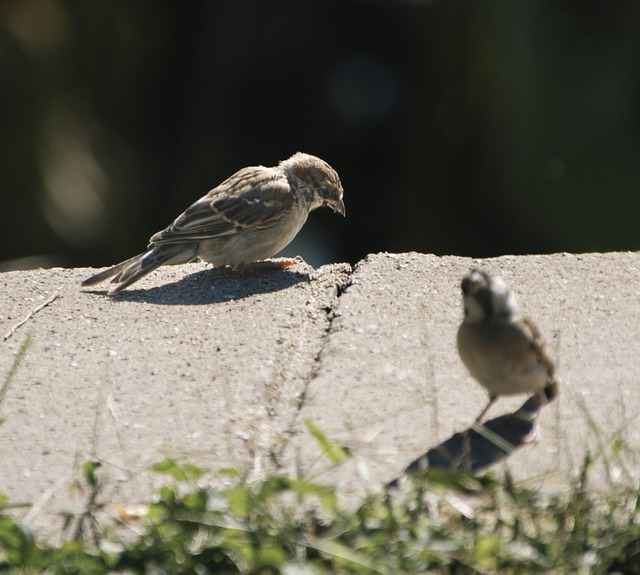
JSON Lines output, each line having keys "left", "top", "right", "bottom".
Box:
{"left": 251, "top": 262, "right": 355, "bottom": 472}
{"left": 293, "top": 262, "right": 354, "bottom": 417}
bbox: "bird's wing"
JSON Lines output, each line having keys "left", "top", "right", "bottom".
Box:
{"left": 150, "top": 167, "right": 294, "bottom": 244}
{"left": 521, "top": 316, "right": 556, "bottom": 377}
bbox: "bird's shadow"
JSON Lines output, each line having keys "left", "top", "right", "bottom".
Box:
{"left": 82, "top": 265, "right": 311, "bottom": 305}
{"left": 387, "top": 397, "right": 541, "bottom": 488}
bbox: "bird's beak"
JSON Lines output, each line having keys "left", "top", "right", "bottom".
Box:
{"left": 328, "top": 197, "right": 346, "bottom": 217}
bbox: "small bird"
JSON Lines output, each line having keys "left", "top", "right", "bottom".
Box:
{"left": 457, "top": 269, "right": 559, "bottom": 423}
{"left": 82, "top": 152, "right": 346, "bottom": 294}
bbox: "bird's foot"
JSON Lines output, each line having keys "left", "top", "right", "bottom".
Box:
{"left": 249, "top": 257, "right": 305, "bottom": 270}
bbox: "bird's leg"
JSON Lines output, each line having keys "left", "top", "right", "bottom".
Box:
{"left": 455, "top": 395, "right": 497, "bottom": 471}
{"left": 474, "top": 395, "right": 497, "bottom": 424}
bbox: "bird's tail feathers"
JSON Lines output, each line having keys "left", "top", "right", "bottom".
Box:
{"left": 81, "top": 253, "right": 144, "bottom": 287}
{"left": 81, "top": 244, "right": 195, "bottom": 294}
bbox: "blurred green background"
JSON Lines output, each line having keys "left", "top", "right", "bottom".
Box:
{"left": 2, "top": 0, "right": 640, "bottom": 270}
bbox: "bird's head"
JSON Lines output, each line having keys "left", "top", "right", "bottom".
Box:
{"left": 280, "top": 152, "right": 345, "bottom": 216}
{"left": 461, "top": 269, "right": 519, "bottom": 322}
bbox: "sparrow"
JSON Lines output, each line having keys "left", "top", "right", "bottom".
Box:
{"left": 456, "top": 269, "right": 559, "bottom": 423}
{"left": 82, "top": 152, "right": 345, "bottom": 294}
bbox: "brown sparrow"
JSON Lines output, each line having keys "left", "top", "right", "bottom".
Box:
{"left": 82, "top": 152, "right": 345, "bottom": 294}
{"left": 457, "top": 269, "right": 559, "bottom": 423}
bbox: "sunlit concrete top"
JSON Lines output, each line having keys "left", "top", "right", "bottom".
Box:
{"left": 1, "top": 251, "right": 638, "bottom": 534}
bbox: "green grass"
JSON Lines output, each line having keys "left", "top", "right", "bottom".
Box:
{"left": 0, "top": 333, "right": 33, "bottom": 426}
{"left": 1, "top": 453, "right": 639, "bottom": 574}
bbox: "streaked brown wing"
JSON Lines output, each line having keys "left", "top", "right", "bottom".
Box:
{"left": 521, "top": 316, "right": 556, "bottom": 377}
{"left": 150, "top": 167, "right": 293, "bottom": 244}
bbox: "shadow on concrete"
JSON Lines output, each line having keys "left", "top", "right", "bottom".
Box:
{"left": 387, "top": 397, "right": 541, "bottom": 488}
{"left": 82, "top": 266, "right": 310, "bottom": 305}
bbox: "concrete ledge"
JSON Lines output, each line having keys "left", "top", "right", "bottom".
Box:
{"left": 1, "top": 252, "right": 639, "bottom": 533}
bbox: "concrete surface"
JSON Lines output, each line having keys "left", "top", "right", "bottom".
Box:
{"left": 1, "top": 252, "right": 639, "bottom": 535}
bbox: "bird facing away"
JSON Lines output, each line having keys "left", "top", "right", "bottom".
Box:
{"left": 82, "top": 152, "right": 346, "bottom": 294}
{"left": 456, "top": 269, "right": 559, "bottom": 423}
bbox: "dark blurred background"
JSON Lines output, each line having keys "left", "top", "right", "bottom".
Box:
{"left": 2, "top": 0, "right": 640, "bottom": 271}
